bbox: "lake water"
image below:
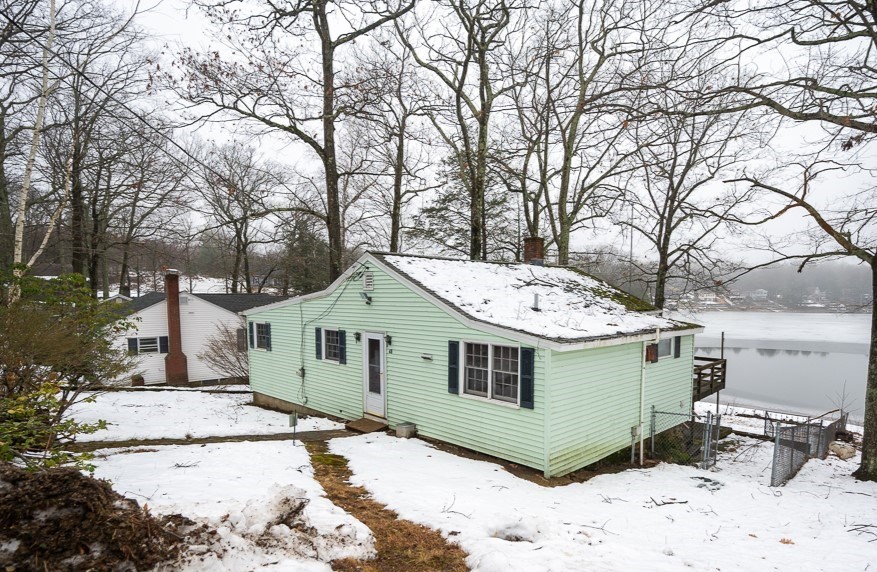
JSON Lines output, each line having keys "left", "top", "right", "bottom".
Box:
{"left": 673, "top": 311, "right": 871, "bottom": 424}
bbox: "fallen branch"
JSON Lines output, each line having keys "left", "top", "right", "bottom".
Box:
{"left": 649, "top": 497, "right": 688, "bottom": 507}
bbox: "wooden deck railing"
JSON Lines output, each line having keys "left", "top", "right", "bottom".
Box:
{"left": 693, "top": 356, "right": 726, "bottom": 401}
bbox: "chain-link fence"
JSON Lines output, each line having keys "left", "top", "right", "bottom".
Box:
{"left": 769, "top": 411, "right": 849, "bottom": 487}
{"left": 649, "top": 407, "right": 721, "bottom": 469}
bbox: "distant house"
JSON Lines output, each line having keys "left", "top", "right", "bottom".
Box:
{"left": 698, "top": 291, "right": 717, "bottom": 303}
{"left": 750, "top": 288, "right": 768, "bottom": 301}
{"left": 243, "top": 245, "right": 706, "bottom": 478}
{"left": 121, "top": 271, "right": 284, "bottom": 385}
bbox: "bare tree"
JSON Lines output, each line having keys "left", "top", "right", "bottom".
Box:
{"left": 192, "top": 143, "right": 286, "bottom": 294}
{"left": 619, "top": 88, "right": 766, "bottom": 308}
{"left": 172, "top": 0, "right": 415, "bottom": 281}
{"left": 397, "top": 0, "right": 524, "bottom": 260}
{"left": 198, "top": 319, "right": 248, "bottom": 380}
{"left": 693, "top": 0, "right": 877, "bottom": 479}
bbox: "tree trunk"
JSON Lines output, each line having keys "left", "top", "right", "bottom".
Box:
{"left": 654, "top": 255, "right": 669, "bottom": 310}
{"left": 316, "top": 3, "right": 343, "bottom": 281}
{"left": 118, "top": 246, "right": 131, "bottom": 297}
{"left": 0, "top": 118, "right": 12, "bottom": 270}
{"left": 70, "top": 133, "right": 85, "bottom": 275}
{"left": 854, "top": 260, "right": 877, "bottom": 481}
{"left": 389, "top": 120, "right": 406, "bottom": 253}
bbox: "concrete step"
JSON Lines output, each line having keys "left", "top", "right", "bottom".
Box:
{"left": 346, "top": 417, "right": 388, "bottom": 434}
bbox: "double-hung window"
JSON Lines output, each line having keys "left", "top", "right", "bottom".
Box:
{"left": 324, "top": 329, "right": 341, "bottom": 361}
{"left": 255, "top": 323, "right": 271, "bottom": 350}
{"left": 463, "top": 342, "right": 519, "bottom": 404}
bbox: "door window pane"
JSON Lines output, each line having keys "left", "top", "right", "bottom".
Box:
{"left": 368, "top": 338, "right": 381, "bottom": 394}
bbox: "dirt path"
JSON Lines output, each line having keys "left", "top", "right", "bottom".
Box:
{"left": 69, "top": 429, "right": 352, "bottom": 452}
{"left": 305, "top": 441, "right": 469, "bottom": 572}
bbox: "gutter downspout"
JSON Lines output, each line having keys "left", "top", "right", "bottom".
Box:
{"left": 640, "top": 328, "right": 660, "bottom": 465}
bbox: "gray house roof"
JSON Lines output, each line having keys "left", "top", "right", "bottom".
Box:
{"left": 128, "top": 292, "right": 287, "bottom": 314}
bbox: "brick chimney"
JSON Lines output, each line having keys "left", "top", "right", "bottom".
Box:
{"left": 523, "top": 236, "right": 545, "bottom": 266}
{"left": 164, "top": 269, "right": 189, "bottom": 386}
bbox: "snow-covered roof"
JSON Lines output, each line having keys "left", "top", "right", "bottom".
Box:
{"left": 376, "top": 253, "right": 697, "bottom": 344}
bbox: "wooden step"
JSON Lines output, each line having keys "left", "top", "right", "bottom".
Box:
{"left": 346, "top": 417, "right": 388, "bottom": 434}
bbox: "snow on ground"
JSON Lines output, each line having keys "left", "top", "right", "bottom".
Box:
{"left": 331, "top": 433, "right": 877, "bottom": 572}
{"left": 93, "top": 441, "right": 373, "bottom": 571}
{"left": 69, "top": 391, "right": 342, "bottom": 442}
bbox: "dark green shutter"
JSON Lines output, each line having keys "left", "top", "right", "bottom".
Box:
{"left": 520, "top": 347, "right": 535, "bottom": 409}
{"left": 265, "top": 323, "right": 272, "bottom": 351}
{"left": 315, "top": 327, "right": 322, "bottom": 359}
{"left": 338, "top": 330, "right": 346, "bottom": 364}
{"left": 447, "top": 341, "right": 459, "bottom": 394}
{"left": 248, "top": 322, "right": 254, "bottom": 349}
{"left": 673, "top": 336, "right": 681, "bottom": 358}
{"left": 127, "top": 338, "right": 138, "bottom": 355}
{"left": 159, "top": 336, "right": 169, "bottom": 354}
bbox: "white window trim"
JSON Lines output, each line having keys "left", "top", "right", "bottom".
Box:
{"left": 322, "top": 328, "right": 341, "bottom": 363}
{"left": 136, "top": 337, "right": 160, "bottom": 355}
{"left": 252, "top": 321, "right": 270, "bottom": 351}
{"left": 458, "top": 340, "right": 521, "bottom": 408}
{"left": 656, "top": 336, "right": 675, "bottom": 360}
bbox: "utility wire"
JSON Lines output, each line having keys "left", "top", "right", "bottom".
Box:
{"left": 0, "top": 7, "right": 235, "bottom": 190}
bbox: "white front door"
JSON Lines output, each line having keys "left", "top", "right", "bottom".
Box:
{"left": 363, "top": 332, "right": 386, "bottom": 417}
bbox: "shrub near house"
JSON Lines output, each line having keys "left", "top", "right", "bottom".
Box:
{"left": 244, "top": 251, "right": 702, "bottom": 477}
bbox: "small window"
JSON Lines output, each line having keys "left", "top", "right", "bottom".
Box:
{"left": 324, "top": 329, "right": 341, "bottom": 361}
{"left": 128, "top": 336, "right": 168, "bottom": 355}
{"left": 138, "top": 337, "right": 159, "bottom": 354}
{"left": 657, "top": 338, "right": 673, "bottom": 358}
{"left": 256, "top": 323, "right": 271, "bottom": 350}
{"left": 463, "top": 342, "right": 518, "bottom": 403}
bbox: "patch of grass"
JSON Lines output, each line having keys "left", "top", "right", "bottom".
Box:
{"left": 305, "top": 441, "right": 468, "bottom": 572}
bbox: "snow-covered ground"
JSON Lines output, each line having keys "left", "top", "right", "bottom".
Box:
{"left": 94, "top": 441, "right": 373, "bottom": 571}
{"left": 78, "top": 387, "right": 875, "bottom": 571}
{"left": 331, "top": 433, "right": 877, "bottom": 572}
{"left": 70, "top": 391, "right": 342, "bottom": 442}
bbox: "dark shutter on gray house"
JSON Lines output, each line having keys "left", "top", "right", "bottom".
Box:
{"left": 265, "top": 323, "right": 272, "bottom": 351}
{"left": 236, "top": 328, "right": 247, "bottom": 352}
{"left": 248, "top": 321, "right": 254, "bottom": 349}
{"left": 447, "top": 341, "right": 459, "bottom": 394}
{"left": 338, "top": 330, "right": 346, "bottom": 364}
{"left": 159, "top": 336, "right": 169, "bottom": 354}
{"left": 127, "top": 338, "right": 137, "bottom": 355}
{"left": 673, "top": 336, "right": 681, "bottom": 358}
{"left": 520, "top": 347, "right": 535, "bottom": 409}
{"left": 315, "top": 327, "right": 322, "bottom": 359}
{"left": 646, "top": 343, "right": 659, "bottom": 363}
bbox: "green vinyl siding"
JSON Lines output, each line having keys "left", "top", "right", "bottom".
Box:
{"left": 546, "top": 336, "right": 694, "bottom": 476}
{"left": 248, "top": 262, "right": 547, "bottom": 471}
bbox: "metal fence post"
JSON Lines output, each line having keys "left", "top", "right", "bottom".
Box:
{"left": 650, "top": 405, "right": 656, "bottom": 457}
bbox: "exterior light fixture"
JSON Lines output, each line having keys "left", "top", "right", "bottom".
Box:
{"left": 354, "top": 332, "right": 361, "bottom": 342}
{"left": 384, "top": 334, "right": 392, "bottom": 345}
{"left": 359, "top": 292, "right": 372, "bottom": 305}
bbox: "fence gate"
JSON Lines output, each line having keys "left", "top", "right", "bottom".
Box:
{"left": 769, "top": 411, "right": 849, "bottom": 487}
{"left": 650, "top": 407, "right": 721, "bottom": 469}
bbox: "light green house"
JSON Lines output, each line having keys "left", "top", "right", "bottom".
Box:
{"left": 243, "top": 252, "right": 703, "bottom": 477}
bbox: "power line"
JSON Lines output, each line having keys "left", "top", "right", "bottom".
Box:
{"left": 0, "top": 6, "right": 235, "bottom": 189}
